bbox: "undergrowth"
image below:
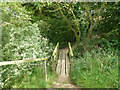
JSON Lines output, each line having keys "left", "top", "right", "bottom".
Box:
{"left": 70, "top": 48, "right": 118, "bottom": 88}
{"left": 12, "top": 64, "right": 56, "bottom": 88}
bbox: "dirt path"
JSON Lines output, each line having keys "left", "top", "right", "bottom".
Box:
{"left": 52, "top": 48, "right": 78, "bottom": 88}
{"left": 52, "top": 75, "right": 76, "bottom": 88}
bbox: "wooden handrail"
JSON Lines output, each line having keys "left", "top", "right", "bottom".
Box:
{"left": 52, "top": 42, "right": 59, "bottom": 72}
{"left": 52, "top": 42, "right": 59, "bottom": 56}
{"left": 0, "top": 58, "right": 48, "bottom": 82}
{"left": 68, "top": 42, "right": 73, "bottom": 57}
{"left": 0, "top": 58, "right": 48, "bottom": 66}
{"left": 68, "top": 42, "right": 74, "bottom": 67}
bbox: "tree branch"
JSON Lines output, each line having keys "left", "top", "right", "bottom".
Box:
{"left": 69, "top": 4, "right": 80, "bottom": 35}
{"left": 56, "top": 2, "right": 76, "bottom": 33}
{"left": 44, "top": 6, "right": 69, "bottom": 12}
{"left": 84, "top": 2, "right": 106, "bottom": 49}
{"left": 93, "top": 2, "right": 106, "bottom": 28}
{"left": 87, "top": 2, "right": 106, "bottom": 38}
{"left": 85, "top": 5, "right": 93, "bottom": 24}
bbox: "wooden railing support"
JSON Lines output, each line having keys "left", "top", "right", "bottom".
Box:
{"left": 0, "top": 58, "right": 48, "bottom": 82}
{"left": 43, "top": 60, "right": 47, "bottom": 82}
{"left": 52, "top": 56, "right": 55, "bottom": 72}
{"left": 0, "top": 68, "right": 1, "bottom": 89}
{"left": 52, "top": 42, "right": 59, "bottom": 72}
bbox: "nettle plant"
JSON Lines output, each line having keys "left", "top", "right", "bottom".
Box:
{"left": 1, "top": 23, "right": 54, "bottom": 88}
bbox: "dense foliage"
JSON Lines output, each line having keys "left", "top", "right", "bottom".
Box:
{"left": 1, "top": 22, "right": 54, "bottom": 87}
{"left": 70, "top": 48, "right": 118, "bottom": 88}
{"left": 22, "top": 2, "right": 119, "bottom": 50}
{"left": 1, "top": 2, "right": 118, "bottom": 88}
{"left": 1, "top": 2, "right": 55, "bottom": 88}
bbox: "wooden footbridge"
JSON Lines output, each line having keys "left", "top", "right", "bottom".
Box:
{"left": 0, "top": 42, "right": 74, "bottom": 88}
{"left": 51, "top": 42, "right": 73, "bottom": 75}
{"left": 51, "top": 42, "right": 75, "bottom": 88}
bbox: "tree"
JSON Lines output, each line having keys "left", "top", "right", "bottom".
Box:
{"left": 1, "top": 2, "right": 31, "bottom": 47}
{"left": 45, "top": 2, "right": 107, "bottom": 50}
{"left": 22, "top": 2, "right": 119, "bottom": 51}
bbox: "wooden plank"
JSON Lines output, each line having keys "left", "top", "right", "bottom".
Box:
{"left": 0, "top": 58, "right": 48, "bottom": 66}
{"left": 59, "top": 52, "right": 62, "bottom": 61}
{"left": 61, "top": 60, "right": 65, "bottom": 76}
{"left": 52, "top": 56, "right": 55, "bottom": 72}
{"left": 61, "top": 53, "right": 65, "bottom": 76}
{"left": 43, "top": 60, "right": 47, "bottom": 82}
{"left": 66, "top": 54, "right": 69, "bottom": 76}
{"left": 59, "top": 52, "right": 63, "bottom": 74}
{"left": 56, "top": 52, "right": 62, "bottom": 75}
{"left": 56, "top": 60, "right": 61, "bottom": 75}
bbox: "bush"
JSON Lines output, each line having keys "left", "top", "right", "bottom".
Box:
{"left": 11, "top": 66, "right": 56, "bottom": 88}
{"left": 1, "top": 22, "right": 54, "bottom": 88}
{"left": 70, "top": 48, "right": 118, "bottom": 88}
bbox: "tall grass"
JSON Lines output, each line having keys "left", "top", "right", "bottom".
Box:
{"left": 70, "top": 48, "right": 118, "bottom": 88}
{"left": 12, "top": 64, "right": 56, "bottom": 88}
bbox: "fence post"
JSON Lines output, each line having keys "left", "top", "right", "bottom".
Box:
{"left": 52, "top": 56, "right": 55, "bottom": 72}
{"left": 0, "top": 67, "right": 2, "bottom": 89}
{"left": 43, "top": 60, "right": 47, "bottom": 82}
{"left": 52, "top": 42, "right": 59, "bottom": 73}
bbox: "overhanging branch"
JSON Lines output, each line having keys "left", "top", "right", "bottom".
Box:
{"left": 56, "top": 2, "right": 76, "bottom": 33}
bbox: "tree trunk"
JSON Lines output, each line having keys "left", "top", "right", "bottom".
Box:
{"left": 84, "top": 37, "right": 89, "bottom": 51}
{"left": 84, "top": 27, "right": 93, "bottom": 51}
{"left": 74, "top": 32, "right": 80, "bottom": 46}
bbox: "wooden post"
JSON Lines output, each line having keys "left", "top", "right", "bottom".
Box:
{"left": 52, "top": 42, "right": 59, "bottom": 72}
{"left": 43, "top": 60, "right": 47, "bottom": 82}
{"left": 0, "top": 68, "right": 2, "bottom": 89}
{"left": 55, "top": 49, "right": 58, "bottom": 69}
{"left": 52, "top": 56, "right": 55, "bottom": 72}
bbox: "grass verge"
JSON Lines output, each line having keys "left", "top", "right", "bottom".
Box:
{"left": 70, "top": 49, "right": 118, "bottom": 88}
{"left": 12, "top": 65, "right": 57, "bottom": 88}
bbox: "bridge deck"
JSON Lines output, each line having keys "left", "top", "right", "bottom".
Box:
{"left": 53, "top": 49, "right": 77, "bottom": 88}
{"left": 56, "top": 49, "right": 70, "bottom": 76}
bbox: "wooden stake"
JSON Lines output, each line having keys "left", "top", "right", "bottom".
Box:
{"left": 43, "top": 60, "right": 47, "bottom": 82}
{"left": 52, "top": 56, "right": 55, "bottom": 72}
